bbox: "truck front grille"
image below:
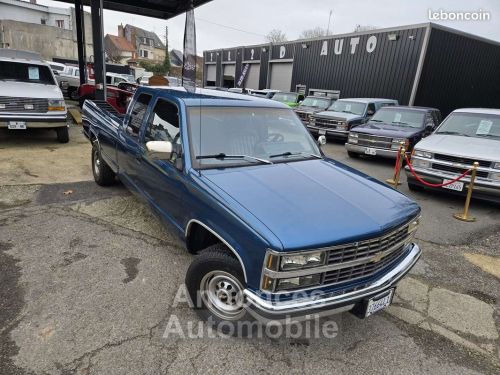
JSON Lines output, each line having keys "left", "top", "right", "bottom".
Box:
{"left": 356, "top": 134, "right": 393, "bottom": 149}
{"left": 0, "top": 96, "right": 49, "bottom": 113}
{"left": 312, "top": 117, "right": 344, "bottom": 129}
{"left": 432, "top": 163, "right": 489, "bottom": 178}
{"left": 295, "top": 111, "right": 310, "bottom": 122}
{"left": 433, "top": 153, "right": 491, "bottom": 168}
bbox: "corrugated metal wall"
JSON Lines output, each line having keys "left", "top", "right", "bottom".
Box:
{"left": 259, "top": 46, "right": 270, "bottom": 89}
{"left": 291, "top": 26, "right": 426, "bottom": 104}
{"left": 415, "top": 27, "right": 500, "bottom": 117}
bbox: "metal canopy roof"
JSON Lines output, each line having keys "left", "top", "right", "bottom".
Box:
{"left": 57, "top": 0, "right": 212, "bottom": 19}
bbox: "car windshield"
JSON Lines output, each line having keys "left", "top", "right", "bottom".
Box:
{"left": 0, "top": 61, "right": 55, "bottom": 85}
{"left": 299, "top": 97, "right": 331, "bottom": 109}
{"left": 436, "top": 112, "right": 500, "bottom": 139}
{"left": 328, "top": 100, "right": 366, "bottom": 115}
{"left": 188, "top": 107, "right": 322, "bottom": 169}
{"left": 371, "top": 108, "right": 425, "bottom": 128}
{"left": 273, "top": 93, "right": 298, "bottom": 103}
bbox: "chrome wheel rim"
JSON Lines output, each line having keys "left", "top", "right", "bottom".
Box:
{"left": 93, "top": 149, "right": 100, "bottom": 177}
{"left": 200, "top": 271, "right": 245, "bottom": 320}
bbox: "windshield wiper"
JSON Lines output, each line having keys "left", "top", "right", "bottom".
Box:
{"left": 196, "top": 153, "right": 272, "bottom": 165}
{"left": 392, "top": 121, "right": 411, "bottom": 127}
{"left": 370, "top": 119, "right": 384, "bottom": 122}
{"left": 342, "top": 110, "right": 355, "bottom": 114}
{"left": 436, "top": 131, "right": 470, "bottom": 137}
{"left": 269, "top": 151, "right": 322, "bottom": 159}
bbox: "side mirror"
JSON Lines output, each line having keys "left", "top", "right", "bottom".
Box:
{"left": 367, "top": 110, "right": 375, "bottom": 116}
{"left": 318, "top": 135, "right": 327, "bottom": 146}
{"left": 146, "top": 141, "right": 172, "bottom": 160}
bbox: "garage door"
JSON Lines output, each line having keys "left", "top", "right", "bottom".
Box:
{"left": 223, "top": 64, "right": 235, "bottom": 78}
{"left": 245, "top": 64, "right": 260, "bottom": 89}
{"left": 270, "top": 63, "right": 293, "bottom": 91}
{"left": 206, "top": 65, "right": 216, "bottom": 82}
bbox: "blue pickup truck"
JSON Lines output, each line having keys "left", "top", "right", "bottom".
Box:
{"left": 83, "top": 87, "right": 421, "bottom": 329}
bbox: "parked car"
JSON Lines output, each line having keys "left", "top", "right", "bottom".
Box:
{"left": 309, "top": 98, "right": 398, "bottom": 139}
{"left": 0, "top": 49, "right": 68, "bottom": 143}
{"left": 405, "top": 108, "right": 500, "bottom": 202}
{"left": 247, "top": 89, "right": 280, "bottom": 99}
{"left": 294, "top": 95, "right": 336, "bottom": 124}
{"left": 46, "top": 61, "right": 66, "bottom": 75}
{"left": 272, "top": 92, "right": 305, "bottom": 108}
{"left": 56, "top": 65, "right": 81, "bottom": 100}
{"left": 83, "top": 86, "right": 421, "bottom": 328}
{"left": 138, "top": 72, "right": 154, "bottom": 86}
{"left": 345, "top": 106, "right": 441, "bottom": 159}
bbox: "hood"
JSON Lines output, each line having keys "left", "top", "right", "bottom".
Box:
{"left": 415, "top": 134, "right": 500, "bottom": 161}
{"left": 314, "top": 111, "right": 362, "bottom": 122}
{"left": 352, "top": 122, "right": 423, "bottom": 138}
{"left": 202, "top": 159, "right": 419, "bottom": 251}
{"left": 0, "top": 81, "right": 63, "bottom": 99}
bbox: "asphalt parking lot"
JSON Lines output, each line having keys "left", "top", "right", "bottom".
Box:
{"left": 0, "top": 126, "right": 499, "bottom": 375}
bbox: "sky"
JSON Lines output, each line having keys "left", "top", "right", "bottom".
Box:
{"left": 37, "top": 0, "right": 499, "bottom": 52}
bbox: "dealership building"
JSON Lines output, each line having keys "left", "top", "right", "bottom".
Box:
{"left": 203, "top": 23, "right": 500, "bottom": 116}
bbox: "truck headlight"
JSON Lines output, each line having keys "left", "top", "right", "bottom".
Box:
{"left": 493, "top": 162, "right": 500, "bottom": 170}
{"left": 413, "top": 149, "right": 432, "bottom": 159}
{"left": 309, "top": 117, "right": 316, "bottom": 124}
{"left": 408, "top": 217, "right": 420, "bottom": 234}
{"left": 411, "top": 159, "right": 431, "bottom": 169}
{"left": 489, "top": 172, "right": 500, "bottom": 182}
{"left": 391, "top": 138, "right": 409, "bottom": 150}
{"left": 348, "top": 133, "right": 358, "bottom": 144}
{"left": 337, "top": 123, "right": 348, "bottom": 130}
{"left": 281, "top": 252, "right": 326, "bottom": 270}
{"left": 276, "top": 274, "right": 322, "bottom": 291}
{"left": 48, "top": 99, "right": 66, "bottom": 111}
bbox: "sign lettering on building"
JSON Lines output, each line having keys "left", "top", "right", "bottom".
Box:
{"left": 320, "top": 35, "right": 379, "bottom": 56}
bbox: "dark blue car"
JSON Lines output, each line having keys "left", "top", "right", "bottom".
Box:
{"left": 345, "top": 106, "right": 441, "bottom": 159}
{"left": 83, "top": 87, "right": 421, "bottom": 330}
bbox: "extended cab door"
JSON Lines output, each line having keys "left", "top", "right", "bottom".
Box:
{"left": 139, "top": 98, "right": 186, "bottom": 229}
{"left": 117, "top": 93, "right": 152, "bottom": 191}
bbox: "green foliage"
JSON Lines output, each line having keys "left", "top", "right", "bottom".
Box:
{"left": 139, "top": 56, "right": 171, "bottom": 76}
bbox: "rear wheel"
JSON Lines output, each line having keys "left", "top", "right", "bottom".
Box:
{"left": 347, "top": 151, "right": 359, "bottom": 158}
{"left": 56, "top": 127, "right": 69, "bottom": 143}
{"left": 68, "top": 87, "right": 79, "bottom": 101}
{"left": 92, "top": 143, "right": 116, "bottom": 186}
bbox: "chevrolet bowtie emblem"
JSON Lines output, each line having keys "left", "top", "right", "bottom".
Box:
{"left": 372, "top": 252, "right": 384, "bottom": 263}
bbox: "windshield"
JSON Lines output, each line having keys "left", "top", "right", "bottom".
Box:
{"left": 0, "top": 61, "right": 55, "bottom": 85}
{"left": 371, "top": 108, "right": 425, "bottom": 128}
{"left": 328, "top": 100, "right": 366, "bottom": 115}
{"left": 273, "top": 93, "right": 298, "bottom": 103}
{"left": 188, "top": 107, "right": 321, "bottom": 169}
{"left": 299, "top": 97, "right": 331, "bottom": 109}
{"left": 436, "top": 113, "right": 500, "bottom": 139}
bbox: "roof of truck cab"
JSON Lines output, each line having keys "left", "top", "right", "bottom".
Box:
{"left": 453, "top": 108, "right": 500, "bottom": 115}
{"left": 381, "top": 105, "right": 439, "bottom": 112}
{"left": 142, "top": 86, "right": 290, "bottom": 108}
{"left": 337, "top": 98, "right": 398, "bottom": 103}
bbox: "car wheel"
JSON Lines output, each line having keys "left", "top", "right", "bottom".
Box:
{"left": 186, "top": 244, "right": 257, "bottom": 336}
{"left": 92, "top": 143, "right": 116, "bottom": 186}
{"left": 56, "top": 127, "right": 69, "bottom": 143}
{"left": 408, "top": 182, "right": 424, "bottom": 192}
{"left": 69, "top": 88, "right": 80, "bottom": 101}
{"left": 347, "top": 151, "right": 359, "bottom": 158}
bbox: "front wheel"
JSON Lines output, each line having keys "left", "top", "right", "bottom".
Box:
{"left": 186, "top": 244, "right": 256, "bottom": 335}
{"left": 92, "top": 143, "right": 116, "bottom": 186}
{"left": 56, "top": 127, "right": 69, "bottom": 143}
{"left": 347, "top": 151, "right": 359, "bottom": 158}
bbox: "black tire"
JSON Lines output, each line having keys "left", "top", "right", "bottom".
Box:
{"left": 347, "top": 151, "right": 360, "bottom": 158}
{"left": 69, "top": 87, "right": 79, "bottom": 101}
{"left": 56, "top": 127, "right": 69, "bottom": 143}
{"left": 92, "top": 143, "right": 116, "bottom": 186}
{"left": 408, "top": 182, "right": 424, "bottom": 192}
{"left": 185, "top": 244, "right": 257, "bottom": 336}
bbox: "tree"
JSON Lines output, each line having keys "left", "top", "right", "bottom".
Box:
{"left": 299, "top": 27, "right": 329, "bottom": 40}
{"left": 266, "top": 29, "right": 287, "bottom": 43}
{"left": 354, "top": 25, "right": 377, "bottom": 33}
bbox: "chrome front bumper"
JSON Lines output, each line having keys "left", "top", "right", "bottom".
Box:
{"left": 307, "top": 125, "right": 349, "bottom": 138}
{"left": 345, "top": 143, "right": 399, "bottom": 158}
{"left": 244, "top": 243, "right": 421, "bottom": 321}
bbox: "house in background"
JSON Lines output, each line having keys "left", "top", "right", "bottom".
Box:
{"left": 104, "top": 34, "right": 136, "bottom": 64}
{"left": 120, "top": 23, "right": 166, "bottom": 64}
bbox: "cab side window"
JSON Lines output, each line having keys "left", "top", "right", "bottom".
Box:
{"left": 367, "top": 103, "right": 376, "bottom": 115}
{"left": 144, "top": 99, "right": 180, "bottom": 145}
{"left": 126, "top": 93, "right": 151, "bottom": 137}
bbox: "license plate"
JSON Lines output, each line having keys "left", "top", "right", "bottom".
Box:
{"left": 364, "top": 147, "right": 377, "bottom": 156}
{"left": 443, "top": 180, "right": 464, "bottom": 192}
{"left": 318, "top": 129, "right": 326, "bottom": 135}
{"left": 365, "top": 289, "right": 394, "bottom": 317}
{"left": 8, "top": 121, "right": 26, "bottom": 130}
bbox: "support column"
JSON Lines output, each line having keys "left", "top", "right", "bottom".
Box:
{"left": 91, "top": 0, "right": 106, "bottom": 100}
{"left": 75, "top": 0, "right": 87, "bottom": 85}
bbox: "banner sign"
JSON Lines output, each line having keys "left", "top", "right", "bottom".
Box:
{"left": 182, "top": 7, "right": 197, "bottom": 93}
{"left": 236, "top": 63, "right": 250, "bottom": 88}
